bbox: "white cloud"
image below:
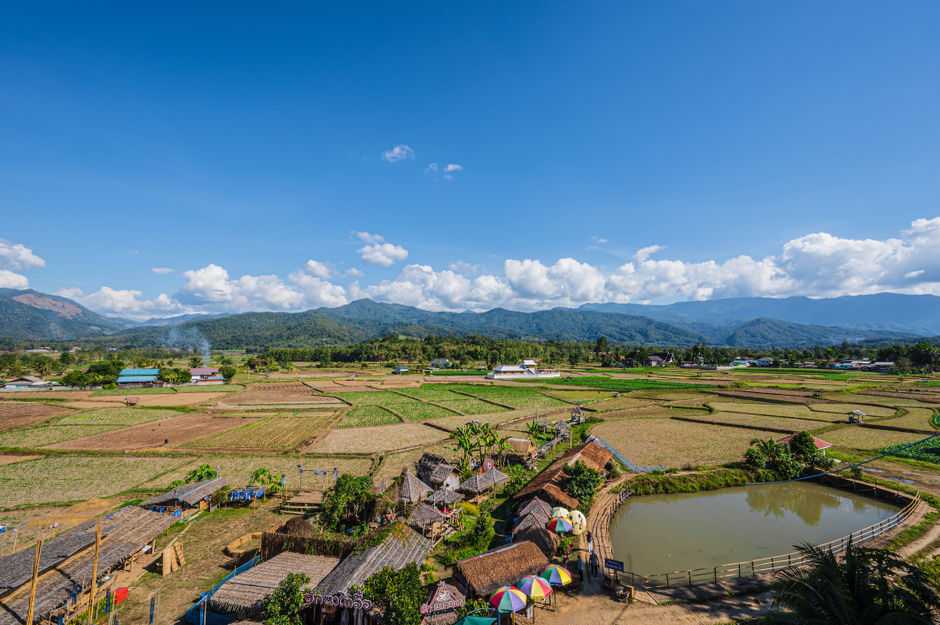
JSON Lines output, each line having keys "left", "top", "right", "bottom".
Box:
{"left": 77, "top": 287, "right": 184, "bottom": 321}
{"left": 345, "top": 268, "right": 364, "bottom": 277}
{"left": 444, "top": 163, "right": 462, "bottom": 172}
{"left": 352, "top": 231, "right": 385, "bottom": 244}
{"left": 634, "top": 245, "right": 664, "bottom": 262}
{"left": 152, "top": 267, "right": 174, "bottom": 275}
{"left": 299, "top": 260, "right": 334, "bottom": 279}
{"left": 449, "top": 261, "right": 481, "bottom": 275}
{"left": 0, "top": 269, "right": 29, "bottom": 289}
{"left": 381, "top": 144, "right": 415, "bottom": 162}
{"left": 425, "top": 163, "right": 439, "bottom": 173}
{"left": 55, "top": 287, "right": 84, "bottom": 299}
{"left": 358, "top": 242, "right": 409, "bottom": 267}
{"left": 0, "top": 239, "right": 44, "bottom": 270}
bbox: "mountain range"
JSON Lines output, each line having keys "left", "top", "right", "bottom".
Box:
{"left": 2, "top": 288, "right": 939, "bottom": 349}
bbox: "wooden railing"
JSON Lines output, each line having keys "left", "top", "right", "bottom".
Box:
{"left": 598, "top": 490, "right": 921, "bottom": 590}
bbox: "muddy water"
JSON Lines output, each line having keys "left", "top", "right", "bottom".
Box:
{"left": 608, "top": 482, "right": 898, "bottom": 574}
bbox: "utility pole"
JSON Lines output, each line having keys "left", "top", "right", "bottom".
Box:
{"left": 26, "top": 539, "right": 42, "bottom": 625}
{"left": 88, "top": 519, "right": 103, "bottom": 622}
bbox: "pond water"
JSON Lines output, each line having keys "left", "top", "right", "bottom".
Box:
{"left": 608, "top": 482, "right": 898, "bottom": 574}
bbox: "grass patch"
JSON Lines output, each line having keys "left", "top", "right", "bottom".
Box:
{"left": 337, "top": 405, "right": 402, "bottom": 427}
{"left": 538, "top": 376, "right": 712, "bottom": 391}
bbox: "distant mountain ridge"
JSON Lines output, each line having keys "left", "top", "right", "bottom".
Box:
{"left": 0, "top": 288, "right": 932, "bottom": 348}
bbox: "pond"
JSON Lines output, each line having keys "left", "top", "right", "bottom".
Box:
{"left": 608, "top": 482, "right": 898, "bottom": 574}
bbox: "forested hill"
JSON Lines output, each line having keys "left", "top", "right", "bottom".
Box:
{"left": 187, "top": 301, "right": 709, "bottom": 349}
{"left": 0, "top": 288, "right": 130, "bottom": 340}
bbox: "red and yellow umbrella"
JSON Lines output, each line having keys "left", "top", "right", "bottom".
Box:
{"left": 516, "top": 575, "right": 553, "bottom": 601}
{"left": 540, "top": 564, "right": 573, "bottom": 587}
{"left": 546, "top": 517, "right": 573, "bottom": 533}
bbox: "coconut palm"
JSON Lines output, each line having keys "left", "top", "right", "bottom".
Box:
{"left": 765, "top": 541, "right": 939, "bottom": 624}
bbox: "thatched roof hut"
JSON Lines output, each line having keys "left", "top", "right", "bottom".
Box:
{"left": 513, "top": 441, "right": 612, "bottom": 509}
{"left": 516, "top": 497, "right": 552, "bottom": 519}
{"left": 453, "top": 541, "right": 549, "bottom": 598}
{"left": 399, "top": 470, "right": 432, "bottom": 504}
{"left": 514, "top": 526, "right": 558, "bottom": 560}
{"left": 416, "top": 453, "right": 460, "bottom": 490}
{"left": 408, "top": 502, "right": 443, "bottom": 527}
{"left": 420, "top": 581, "right": 465, "bottom": 625}
{"left": 457, "top": 468, "right": 509, "bottom": 496}
{"left": 427, "top": 488, "right": 464, "bottom": 505}
{"left": 504, "top": 437, "right": 536, "bottom": 458}
{"left": 209, "top": 552, "right": 339, "bottom": 618}
{"left": 316, "top": 524, "right": 432, "bottom": 596}
{"left": 511, "top": 512, "right": 546, "bottom": 536}
{"left": 141, "top": 477, "right": 228, "bottom": 508}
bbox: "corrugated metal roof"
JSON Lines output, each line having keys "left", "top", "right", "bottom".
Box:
{"left": 116, "top": 375, "right": 158, "bottom": 383}
{"left": 119, "top": 368, "right": 160, "bottom": 375}
{"left": 190, "top": 368, "right": 219, "bottom": 376}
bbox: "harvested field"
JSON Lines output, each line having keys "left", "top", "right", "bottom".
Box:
{"left": 337, "top": 406, "right": 400, "bottom": 427}
{"left": 56, "top": 407, "right": 183, "bottom": 426}
{"left": 431, "top": 408, "right": 547, "bottom": 431}
{"left": 176, "top": 414, "right": 331, "bottom": 452}
{"left": 139, "top": 455, "right": 372, "bottom": 492}
{"left": 24, "top": 497, "right": 118, "bottom": 528}
{"left": 683, "top": 412, "right": 830, "bottom": 433}
{"left": 808, "top": 403, "right": 898, "bottom": 417}
{"left": 823, "top": 426, "right": 927, "bottom": 450}
{"left": 540, "top": 390, "right": 613, "bottom": 402}
{"left": 0, "top": 454, "right": 42, "bottom": 466}
{"left": 0, "top": 455, "right": 193, "bottom": 507}
{"left": 333, "top": 391, "right": 459, "bottom": 421}
{"left": 448, "top": 385, "right": 568, "bottom": 409}
{"left": 708, "top": 401, "right": 821, "bottom": 419}
{"left": 217, "top": 382, "right": 324, "bottom": 406}
{"left": 822, "top": 393, "right": 916, "bottom": 406}
{"left": 0, "top": 402, "right": 73, "bottom": 432}
{"left": 0, "top": 424, "right": 120, "bottom": 449}
{"left": 47, "top": 413, "right": 255, "bottom": 452}
{"left": 591, "top": 418, "right": 781, "bottom": 468}
{"left": 307, "top": 423, "right": 448, "bottom": 454}
{"left": 876, "top": 408, "right": 938, "bottom": 432}
{"left": 0, "top": 391, "right": 91, "bottom": 400}
{"left": 591, "top": 397, "right": 656, "bottom": 412}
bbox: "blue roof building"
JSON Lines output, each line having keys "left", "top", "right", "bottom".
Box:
{"left": 117, "top": 368, "right": 161, "bottom": 387}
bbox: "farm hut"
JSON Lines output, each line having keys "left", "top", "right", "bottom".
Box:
{"left": 516, "top": 497, "right": 552, "bottom": 520}
{"left": 457, "top": 468, "right": 509, "bottom": 499}
{"left": 427, "top": 488, "right": 465, "bottom": 506}
{"left": 514, "top": 526, "right": 559, "bottom": 560}
{"left": 209, "top": 552, "right": 339, "bottom": 620}
{"left": 420, "top": 581, "right": 465, "bottom": 625}
{"left": 777, "top": 434, "right": 833, "bottom": 456}
{"left": 141, "top": 477, "right": 228, "bottom": 512}
{"left": 552, "top": 420, "right": 571, "bottom": 438}
{"left": 513, "top": 442, "right": 612, "bottom": 509}
{"left": 416, "top": 454, "right": 460, "bottom": 491}
{"left": 392, "top": 366, "right": 409, "bottom": 375}
{"left": 399, "top": 471, "right": 432, "bottom": 505}
{"left": 429, "top": 359, "right": 453, "bottom": 371}
{"left": 190, "top": 367, "right": 224, "bottom": 384}
{"left": 2, "top": 376, "right": 43, "bottom": 390}
{"left": 408, "top": 502, "right": 445, "bottom": 537}
{"left": 116, "top": 368, "right": 162, "bottom": 388}
{"left": 315, "top": 524, "right": 432, "bottom": 597}
{"left": 503, "top": 438, "right": 537, "bottom": 465}
{"left": 0, "top": 507, "right": 175, "bottom": 625}
{"left": 453, "top": 541, "right": 549, "bottom": 599}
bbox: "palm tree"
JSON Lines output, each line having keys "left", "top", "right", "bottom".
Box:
{"left": 765, "top": 541, "right": 939, "bottom": 624}
{"left": 447, "top": 426, "right": 475, "bottom": 469}
{"left": 750, "top": 437, "right": 780, "bottom": 458}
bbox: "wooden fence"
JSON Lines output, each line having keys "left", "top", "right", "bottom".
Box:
{"left": 593, "top": 486, "right": 922, "bottom": 590}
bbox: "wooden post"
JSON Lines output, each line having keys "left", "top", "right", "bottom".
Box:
{"left": 88, "top": 519, "right": 103, "bottom": 622}
{"left": 25, "top": 539, "right": 42, "bottom": 625}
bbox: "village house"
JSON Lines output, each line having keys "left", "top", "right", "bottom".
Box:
{"left": 190, "top": 367, "right": 224, "bottom": 384}
{"left": 141, "top": 477, "right": 228, "bottom": 515}
{"left": 2, "top": 376, "right": 46, "bottom": 390}
{"left": 415, "top": 453, "right": 460, "bottom": 491}
{"left": 456, "top": 467, "right": 510, "bottom": 501}
{"left": 428, "top": 358, "right": 452, "bottom": 370}
{"left": 646, "top": 351, "right": 674, "bottom": 366}
{"left": 420, "top": 581, "right": 465, "bottom": 625}
{"left": 116, "top": 368, "right": 161, "bottom": 389}
{"left": 398, "top": 470, "right": 432, "bottom": 505}
{"left": 776, "top": 434, "right": 833, "bottom": 456}
{"left": 503, "top": 437, "right": 537, "bottom": 465}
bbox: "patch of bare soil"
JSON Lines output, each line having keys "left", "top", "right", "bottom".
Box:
{"left": 46, "top": 413, "right": 256, "bottom": 451}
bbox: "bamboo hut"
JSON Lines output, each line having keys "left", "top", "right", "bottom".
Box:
{"left": 416, "top": 454, "right": 460, "bottom": 491}
{"left": 427, "top": 488, "right": 464, "bottom": 507}
{"left": 510, "top": 512, "right": 546, "bottom": 537}
{"left": 458, "top": 468, "right": 510, "bottom": 501}
{"left": 399, "top": 471, "right": 432, "bottom": 505}
{"left": 408, "top": 503, "right": 445, "bottom": 537}
{"left": 141, "top": 477, "right": 228, "bottom": 512}
{"left": 503, "top": 438, "right": 537, "bottom": 465}
{"left": 209, "top": 552, "right": 339, "bottom": 619}
{"left": 516, "top": 497, "right": 552, "bottom": 520}
{"left": 453, "top": 541, "right": 549, "bottom": 598}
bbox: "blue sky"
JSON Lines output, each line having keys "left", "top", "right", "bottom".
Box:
{"left": 1, "top": 2, "right": 939, "bottom": 320}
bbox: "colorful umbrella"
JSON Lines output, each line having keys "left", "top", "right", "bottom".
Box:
{"left": 488, "top": 586, "right": 527, "bottom": 613}
{"left": 516, "top": 575, "right": 553, "bottom": 601}
{"left": 540, "top": 564, "right": 573, "bottom": 587}
{"left": 546, "top": 517, "right": 573, "bottom": 533}
{"left": 567, "top": 509, "right": 586, "bottom": 535}
{"left": 550, "top": 506, "right": 569, "bottom": 519}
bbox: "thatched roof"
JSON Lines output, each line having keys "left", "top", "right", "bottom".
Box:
{"left": 515, "top": 526, "right": 558, "bottom": 560}
{"left": 399, "top": 471, "right": 432, "bottom": 504}
{"left": 415, "top": 453, "right": 447, "bottom": 479}
{"left": 141, "top": 477, "right": 228, "bottom": 507}
{"left": 505, "top": 438, "right": 535, "bottom": 456}
{"left": 316, "top": 524, "right": 432, "bottom": 596}
{"left": 421, "top": 581, "right": 465, "bottom": 625}
{"left": 427, "top": 488, "right": 464, "bottom": 505}
{"left": 513, "top": 441, "right": 612, "bottom": 508}
{"left": 0, "top": 508, "right": 175, "bottom": 625}
{"left": 458, "top": 468, "right": 510, "bottom": 495}
{"left": 517, "top": 497, "right": 552, "bottom": 519}
{"left": 511, "top": 512, "right": 546, "bottom": 536}
{"left": 408, "top": 502, "right": 444, "bottom": 527}
{"left": 276, "top": 517, "right": 317, "bottom": 538}
{"left": 429, "top": 464, "right": 458, "bottom": 485}
{"left": 454, "top": 541, "right": 549, "bottom": 598}
{"left": 209, "top": 552, "right": 339, "bottom": 617}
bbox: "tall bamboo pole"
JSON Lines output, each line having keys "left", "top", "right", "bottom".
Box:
{"left": 26, "top": 539, "right": 43, "bottom": 625}
{"left": 88, "top": 519, "right": 103, "bottom": 621}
